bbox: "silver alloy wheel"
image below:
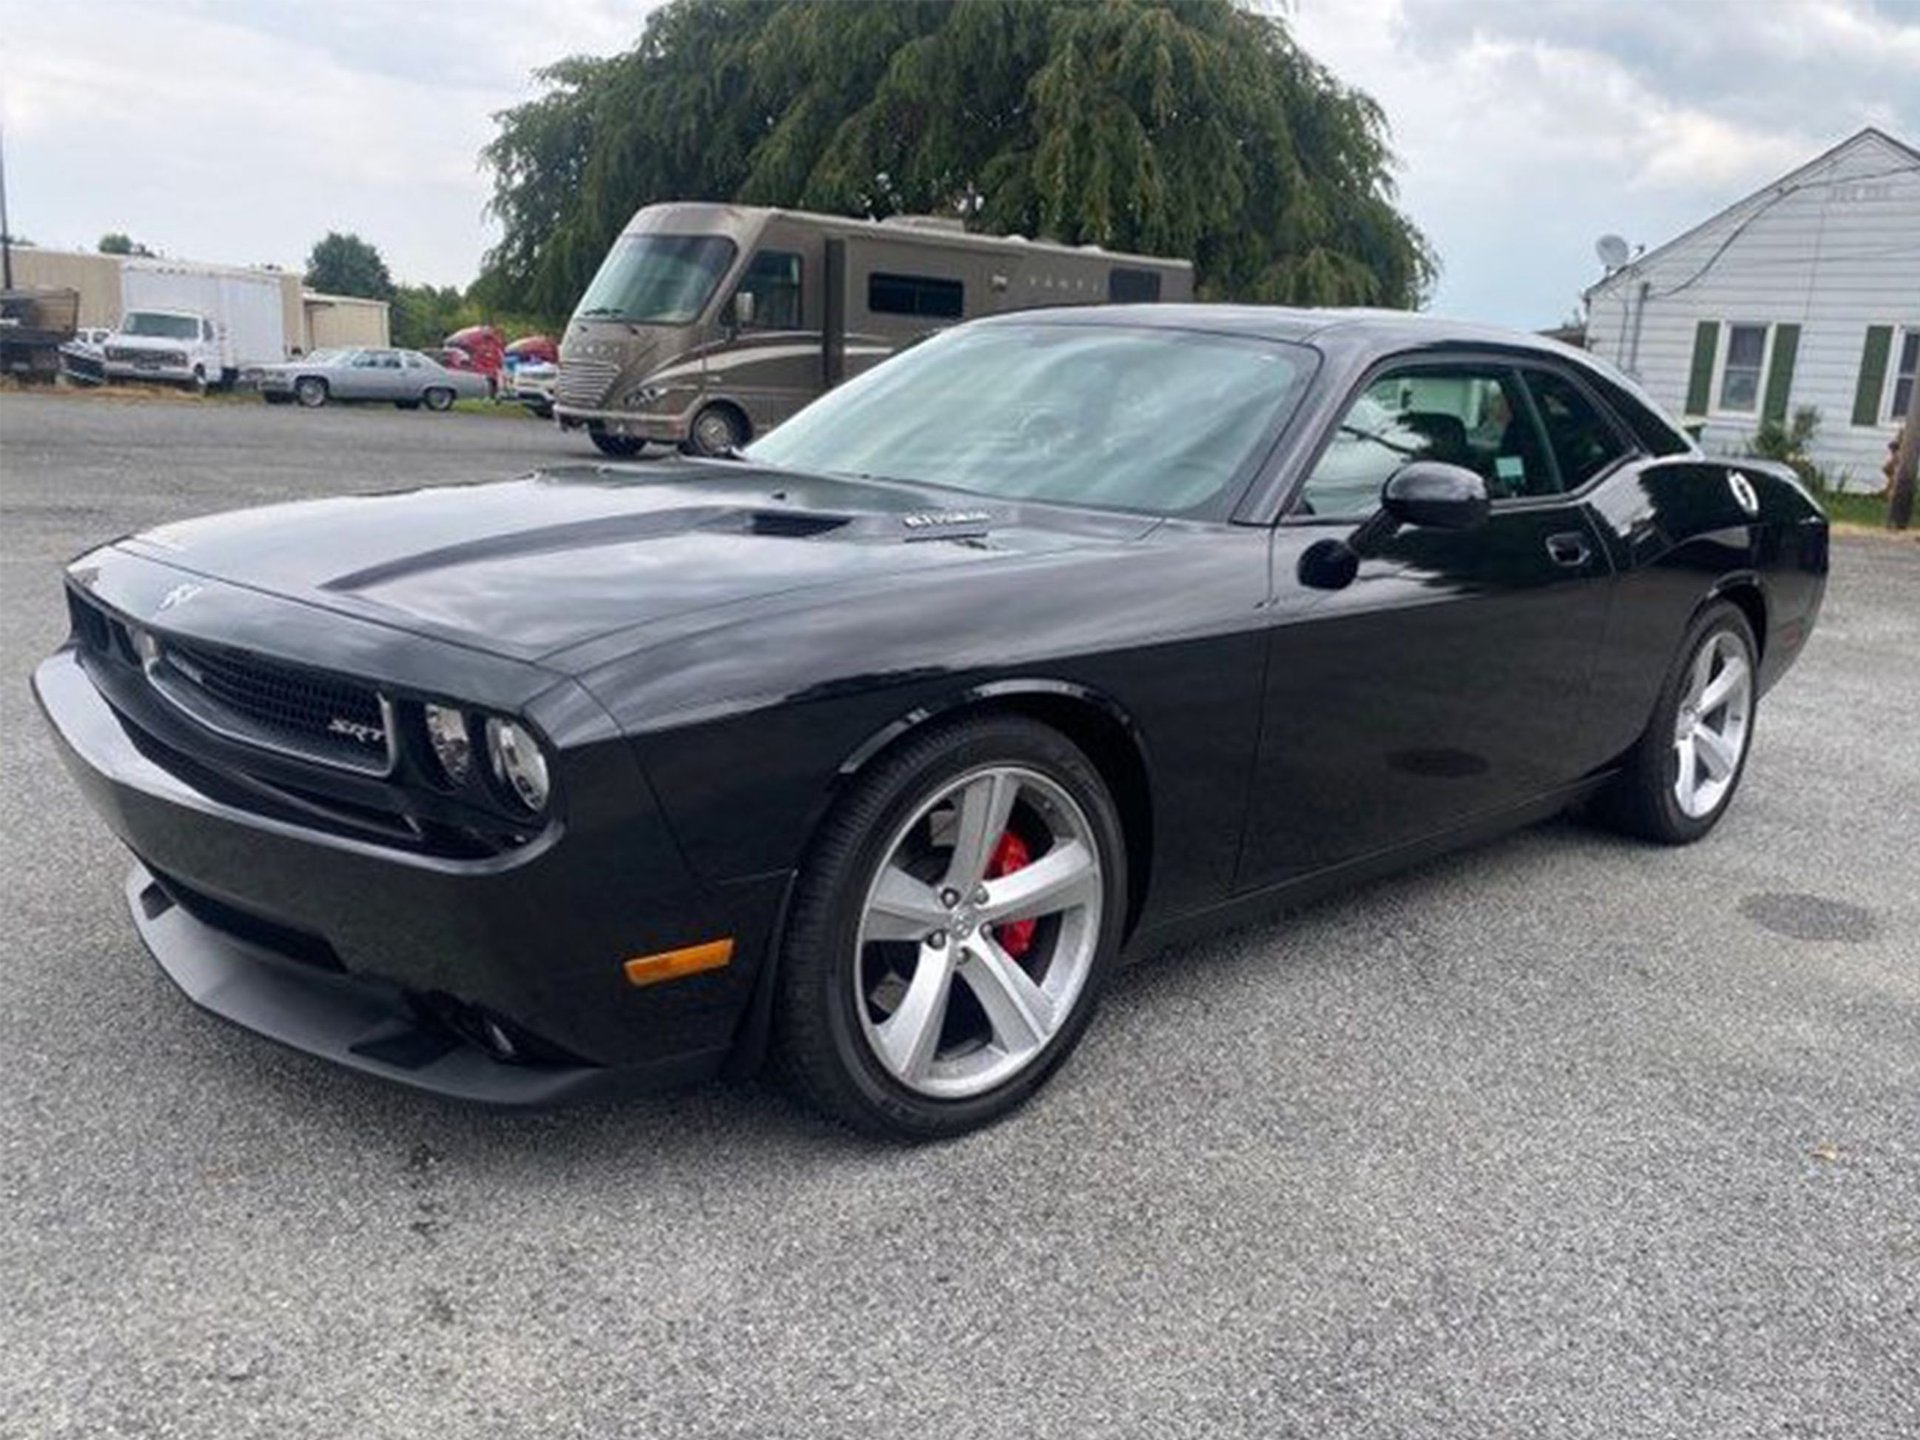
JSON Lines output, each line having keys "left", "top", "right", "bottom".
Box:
{"left": 1672, "top": 628, "right": 1753, "bottom": 819}
{"left": 692, "top": 406, "right": 741, "bottom": 455}
{"left": 854, "top": 765, "right": 1104, "bottom": 1099}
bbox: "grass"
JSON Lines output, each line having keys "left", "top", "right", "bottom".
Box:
{"left": 1817, "top": 489, "right": 1896, "bottom": 531}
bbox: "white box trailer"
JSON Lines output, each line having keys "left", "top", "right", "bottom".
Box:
{"left": 112, "top": 259, "right": 290, "bottom": 385}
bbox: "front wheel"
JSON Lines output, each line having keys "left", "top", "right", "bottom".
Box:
{"left": 774, "top": 715, "right": 1126, "bottom": 1139}
{"left": 1593, "top": 600, "right": 1758, "bottom": 844}
{"left": 294, "top": 376, "right": 328, "bottom": 408}
{"left": 682, "top": 403, "right": 747, "bottom": 458}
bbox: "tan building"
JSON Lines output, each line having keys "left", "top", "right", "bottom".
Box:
{"left": 302, "top": 292, "right": 392, "bottom": 351}
{"left": 7, "top": 247, "right": 389, "bottom": 352}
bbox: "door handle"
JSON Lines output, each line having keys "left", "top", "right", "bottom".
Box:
{"left": 1545, "top": 532, "right": 1591, "bottom": 568}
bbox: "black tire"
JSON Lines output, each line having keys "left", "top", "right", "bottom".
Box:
{"left": 1592, "top": 600, "right": 1759, "bottom": 844}
{"left": 682, "top": 403, "right": 747, "bottom": 458}
{"left": 423, "top": 387, "right": 455, "bottom": 412}
{"left": 190, "top": 366, "right": 208, "bottom": 396}
{"left": 773, "top": 715, "right": 1127, "bottom": 1140}
{"left": 589, "top": 429, "right": 646, "bottom": 458}
{"left": 294, "top": 376, "right": 328, "bottom": 408}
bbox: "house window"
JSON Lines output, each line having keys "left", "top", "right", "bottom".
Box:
{"left": 1716, "top": 323, "right": 1769, "bottom": 414}
{"left": 868, "top": 272, "right": 964, "bottom": 320}
{"left": 1891, "top": 329, "right": 1919, "bottom": 422}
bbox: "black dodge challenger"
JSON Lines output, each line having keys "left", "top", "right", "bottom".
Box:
{"left": 35, "top": 307, "right": 1829, "bottom": 1138}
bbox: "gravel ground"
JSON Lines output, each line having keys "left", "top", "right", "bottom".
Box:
{"left": 2, "top": 391, "right": 1916, "bottom": 1439}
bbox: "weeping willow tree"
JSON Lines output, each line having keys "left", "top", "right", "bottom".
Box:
{"left": 476, "top": 0, "right": 1435, "bottom": 320}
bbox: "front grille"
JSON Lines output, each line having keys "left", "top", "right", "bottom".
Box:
{"left": 556, "top": 358, "right": 618, "bottom": 409}
{"left": 151, "top": 636, "right": 394, "bottom": 775}
{"left": 105, "top": 346, "right": 187, "bottom": 367}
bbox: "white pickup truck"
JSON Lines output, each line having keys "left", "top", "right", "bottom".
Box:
{"left": 67, "top": 308, "right": 226, "bottom": 390}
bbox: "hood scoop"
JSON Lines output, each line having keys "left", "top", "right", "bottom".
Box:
{"left": 733, "top": 509, "right": 854, "bottom": 539}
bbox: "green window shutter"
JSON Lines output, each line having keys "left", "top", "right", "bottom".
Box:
{"left": 1762, "top": 323, "right": 1800, "bottom": 423}
{"left": 1684, "top": 321, "right": 1719, "bottom": 416}
{"left": 1852, "top": 326, "right": 1893, "bottom": 426}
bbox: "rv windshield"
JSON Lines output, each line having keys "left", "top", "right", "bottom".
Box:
{"left": 573, "top": 234, "right": 737, "bottom": 325}
{"left": 747, "top": 322, "right": 1316, "bottom": 517}
{"left": 121, "top": 313, "right": 201, "bottom": 341}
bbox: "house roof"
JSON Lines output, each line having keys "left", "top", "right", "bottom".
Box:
{"left": 1585, "top": 126, "right": 1920, "bottom": 301}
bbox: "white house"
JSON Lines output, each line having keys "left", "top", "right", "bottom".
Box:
{"left": 1586, "top": 128, "right": 1919, "bottom": 491}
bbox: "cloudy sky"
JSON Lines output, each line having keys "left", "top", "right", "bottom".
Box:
{"left": 2, "top": 0, "right": 1916, "bottom": 326}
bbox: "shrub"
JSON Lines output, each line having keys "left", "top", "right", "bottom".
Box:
{"left": 1748, "top": 405, "right": 1831, "bottom": 493}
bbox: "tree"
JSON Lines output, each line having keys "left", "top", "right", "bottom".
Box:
{"left": 98, "top": 232, "right": 153, "bottom": 256}
{"left": 304, "top": 232, "right": 396, "bottom": 302}
{"left": 478, "top": 0, "right": 1435, "bottom": 319}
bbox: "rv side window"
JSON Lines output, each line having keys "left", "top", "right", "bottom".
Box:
{"left": 201, "top": 319, "right": 215, "bottom": 341}
{"left": 734, "top": 251, "right": 803, "bottom": 329}
{"left": 1108, "top": 268, "right": 1162, "bottom": 303}
{"left": 869, "top": 272, "right": 964, "bottom": 320}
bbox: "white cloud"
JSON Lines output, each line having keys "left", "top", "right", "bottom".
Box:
{"left": 1290, "top": 0, "right": 1916, "bottom": 323}
{"left": 0, "top": 0, "right": 654, "bottom": 285}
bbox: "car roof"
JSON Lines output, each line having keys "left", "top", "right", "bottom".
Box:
{"left": 982, "top": 302, "right": 1588, "bottom": 359}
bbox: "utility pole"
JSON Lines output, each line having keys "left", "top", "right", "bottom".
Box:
{"left": 0, "top": 122, "right": 13, "bottom": 290}
{"left": 1888, "top": 348, "right": 1919, "bottom": 531}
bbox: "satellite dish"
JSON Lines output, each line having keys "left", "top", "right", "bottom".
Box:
{"left": 1596, "top": 233, "right": 1631, "bottom": 270}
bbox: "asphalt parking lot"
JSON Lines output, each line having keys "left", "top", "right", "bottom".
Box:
{"left": 2, "top": 391, "right": 1916, "bottom": 1439}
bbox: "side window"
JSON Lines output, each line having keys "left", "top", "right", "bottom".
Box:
{"left": 1715, "top": 323, "right": 1769, "bottom": 413}
{"left": 1294, "top": 366, "right": 1541, "bottom": 518}
{"left": 1523, "top": 370, "right": 1630, "bottom": 489}
{"left": 869, "top": 272, "right": 964, "bottom": 320}
{"left": 734, "top": 250, "right": 802, "bottom": 329}
{"left": 1108, "top": 268, "right": 1162, "bottom": 303}
{"left": 351, "top": 352, "right": 381, "bottom": 368}
{"left": 201, "top": 319, "right": 214, "bottom": 341}
{"left": 403, "top": 353, "right": 422, "bottom": 369}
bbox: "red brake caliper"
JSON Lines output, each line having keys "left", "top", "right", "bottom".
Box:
{"left": 987, "top": 830, "right": 1037, "bottom": 960}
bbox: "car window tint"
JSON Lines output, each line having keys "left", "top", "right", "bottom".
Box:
{"left": 747, "top": 324, "right": 1313, "bottom": 518}
{"left": 1524, "top": 370, "right": 1630, "bottom": 489}
{"left": 1295, "top": 366, "right": 1544, "bottom": 518}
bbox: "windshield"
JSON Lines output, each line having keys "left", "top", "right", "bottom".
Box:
{"left": 573, "top": 233, "right": 737, "bottom": 324}
{"left": 121, "top": 313, "right": 200, "bottom": 341}
{"left": 746, "top": 323, "right": 1316, "bottom": 516}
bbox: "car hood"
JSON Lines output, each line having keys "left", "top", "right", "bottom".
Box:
{"left": 116, "top": 460, "right": 1154, "bottom": 665}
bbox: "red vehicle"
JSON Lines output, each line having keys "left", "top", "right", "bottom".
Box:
{"left": 442, "top": 326, "right": 506, "bottom": 390}
{"left": 504, "top": 334, "right": 558, "bottom": 367}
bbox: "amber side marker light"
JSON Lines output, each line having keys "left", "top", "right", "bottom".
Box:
{"left": 623, "top": 938, "right": 734, "bottom": 988}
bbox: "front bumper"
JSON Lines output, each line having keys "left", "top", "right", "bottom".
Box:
{"left": 553, "top": 404, "right": 689, "bottom": 442}
{"left": 33, "top": 645, "right": 788, "bottom": 1104}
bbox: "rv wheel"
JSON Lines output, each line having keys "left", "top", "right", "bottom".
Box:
{"left": 684, "top": 403, "right": 748, "bottom": 458}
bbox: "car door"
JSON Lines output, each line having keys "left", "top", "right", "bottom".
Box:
{"left": 340, "top": 349, "right": 386, "bottom": 400}
{"left": 1237, "top": 358, "right": 1622, "bottom": 888}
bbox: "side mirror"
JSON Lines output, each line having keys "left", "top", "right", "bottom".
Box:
{"left": 1302, "top": 461, "right": 1492, "bottom": 590}
{"left": 1381, "top": 461, "right": 1490, "bottom": 531}
{"left": 731, "top": 291, "right": 756, "bottom": 329}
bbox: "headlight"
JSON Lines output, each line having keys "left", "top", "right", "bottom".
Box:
{"left": 486, "top": 717, "right": 551, "bottom": 812}
{"left": 423, "top": 703, "right": 473, "bottom": 785}
{"left": 622, "top": 384, "right": 666, "bottom": 409}
{"left": 130, "top": 626, "right": 161, "bottom": 669}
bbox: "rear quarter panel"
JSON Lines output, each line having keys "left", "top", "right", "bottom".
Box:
{"left": 1582, "top": 455, "right": 1828, "bottom": 762}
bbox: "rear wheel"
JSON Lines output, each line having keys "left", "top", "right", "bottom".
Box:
{"left": 1593, "top": 600, "right": 1758, "bottom": 844}
{"left": 774, "top": 716, "right": 1125, "bottom": 1139}
{"left": 423, "top": 387, "right": 455, "bottom": 412}
{"left": 294, "top": 376, "right": 328, "bottom": 408}
{"left": 683, "top": 403, "right": 747, "bottom": 458}
{"left": 589, "top": 428, "right": 645, "bottom": 458}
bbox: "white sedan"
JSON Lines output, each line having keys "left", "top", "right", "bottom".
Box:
{"left": 250, "top": 348, "right": 491, "bottom": 410}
